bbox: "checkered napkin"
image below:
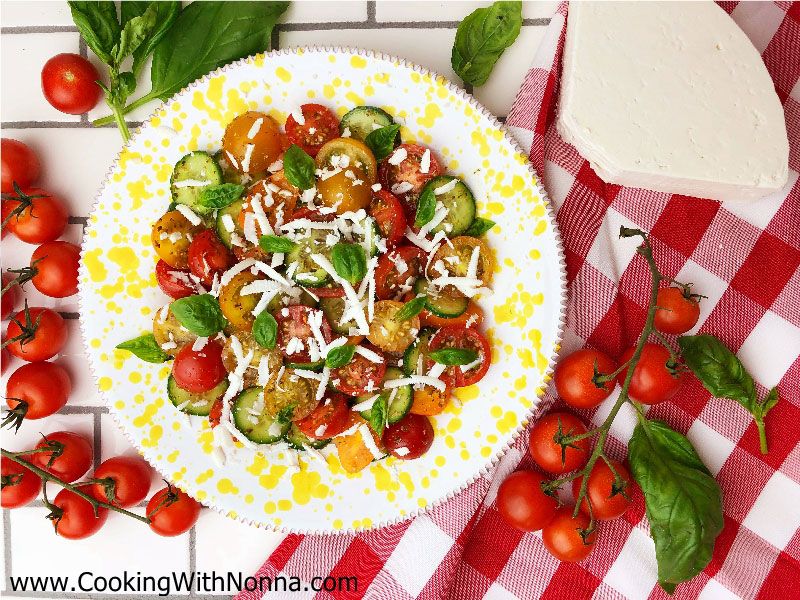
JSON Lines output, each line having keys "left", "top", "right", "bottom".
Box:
{"left": 238, "top": 2, "right": 800, "bottom": 598}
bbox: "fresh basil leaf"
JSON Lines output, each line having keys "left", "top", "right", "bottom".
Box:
{"left": 414, "top": 184, "right": 436, "bottom": 227}
{"left": 364, "top": 124, "right": 401, "bottom": 161}
{"left": 362, "top": 394, "right": 387, "bottom": 437}
{"left": 282, "top": 144, "right": 316, "bottom": 190}
{"left": 259, "top": 235, "right": 297, "bottom": 254}
{"left": 148, "top": 1, "right": 289, "bottom": 101}
{"left": 451, "top": 1, "right": 523, "bottom": 86}
{"left": 326, "top": 345, "right": 356, "bottom": 369}
{"left": 629, "top": 419, "right": 723, "bottom": 593}
{"left": 128, "top": 1, "right": 181, "bottom": 76}
{"left": 120, "top": 0, "right": 149, "bottom": 24}
{"left": 464, "top": 217, "right": 496, "bottom": 236}
{"left": 394, "top": 295, "right": 426, "bottom": 321}
{"left": 68, "top": 1, "right": 121, "bottom": 65}
{"left": 170, "top": 294, "right": 227, "bottom": 336}
{"left": 113, "top": 2, "right": 158, "bottom": 64}
{"left": 117, "top": 71, "right": 137, "bottom": 99}
{"left": 331, "top": 243, "right": 367, "bottom": 284}
{"left": 429, "top": 348, "right": 479, "bottom": 366}
{"left": 199, "top": 183, "right": 244, "bottom": 209}
{"left": 115, "top": 333, "right": 171, "bottom": 363}
{"left": 252, "top": 311, "right": 278, "bottom": 349}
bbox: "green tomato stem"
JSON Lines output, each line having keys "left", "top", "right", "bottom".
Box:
{"left": 756, "top": 417, "right": 768, "bottom": 455}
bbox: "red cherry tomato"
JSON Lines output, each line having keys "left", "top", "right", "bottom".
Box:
{"left": 89, "top": 456, "right": 152, "bottom": 508}
{"left": 41, "top": 53, "right": 101, "bottom": 114}
{"left": 529, "top": 412, "right": 591, "bottom": 474}
{"left": 5, "top": 307, "right": 67, "bottom": 362}
{"left": 30, "top": 241, "right": 80, "bottom": 298}
{"left": 208, "top": 398, "right": 223, "bottom": 427}
{"left": 5, "top": 361, "right": 71, "bottom": 420}
{"left": 147, "top": 486, "right": 201, "bottom": 536}
{"left": 374, "top": 246, "right": 426, "bottom": 300}
{"left": 31, "top": 431, "right": 93, "bottom": 483}
{"left": 369, "top": 190, "right": 407, "bottom": 249}
{"left": 313, "top": 284, "right": 346, "bottom": 298}
{"left": 1, "top": 139, "right": 40, "bottom": 193}
{"left": 2, "top": 273, "right": 19, "bottom": 320}
{"left": 542, "top": 506, "right": 597, "bottom": 562}
{"left": 155, "top": 260, "right": 199, "bottom": 299}
{"left": 275, "top": 305, "right": 333, "bottom": 364}
{"left": 295, "top": 394, "right": 352, "bottom": 439}
{"left": 573, "top": 459, "right": 634, "bottom": 521}
{"left": 654, "top": 286, "right": 701, "bottom": 335}
{"left": 285, "top": 103, "right": 339, "bottom": 157}
{"left": 554, "top": 348, "right": 618, "bottom": 409}
{"left": 2, "top": 188, "right": 68, "bottom": 244}
{"left": 52, "top": 488, "right": 108, "bottom": 539}
{"left": 618, "top": 343, "right": 683, "bottom": 405}
{"left": 427, "top": 326, "right": 491, "bottom": 387}
{"left": 496, "top": 470, "right": 559, "bottom": 532}
{"left": 378, "top": 143, "right": 444, "bottom": 219}
{"left": 382, "top": 413, "right": 434, "bottom": 459}
{"left": 171, "top": 341, "right": 226, "bottom": 393}
{"left": 187, "top": 229, "right": 233, "bottom": 286}
{"left": 331, "top": 347, "right": 387, "bottom": 396}
{"left": 1, "top": 456, "right": 41, "bottom": 508}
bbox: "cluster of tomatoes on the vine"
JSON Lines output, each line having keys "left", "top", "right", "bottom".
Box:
{"left": 496, "top": 285, "right": 702, "bottom": 562}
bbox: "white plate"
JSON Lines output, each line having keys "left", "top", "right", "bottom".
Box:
{"left": 78, "top": 47, "right": 566, "bottom": 533}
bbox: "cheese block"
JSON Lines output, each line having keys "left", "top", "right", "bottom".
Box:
{"left": 557, "top": 1, "right": 789, "bottom": 202}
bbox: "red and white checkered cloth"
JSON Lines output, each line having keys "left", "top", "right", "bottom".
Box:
{"left": 238, "top": 2, "right": 800, "bottom": 598}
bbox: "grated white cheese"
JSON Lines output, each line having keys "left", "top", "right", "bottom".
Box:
{"left": 393, "top": 446, "right": 411, "bottom": 457}
{"left": 341, "top": 127, "right": 351, "bottom": 138}
{"left": 247, "top": 117, "right": 264, "bottom": 139}
{"left": 221, "top": 213, "right": 235, "bottom": 233}
{"left": 351, "top": 394, "right": 381, "bottom": 412}
{"left": 290, "top": 108, "right": 305, "bottom": 125}
{"left": 172, "top": 179, "right": 211, "bottom": 189}
{"left": 460, "top": 357, "right": 483, "bottom": 372}
{"left": 434, "top": 178, "right": 458, "bottom": 195}
{"left": 192, "top": 337, "right": 209, "bottom": 351}
{"left": 426, "top": 362, "right": 447, "bottom": 380}
{"left": 384, "top": 376, "right": 446, "bottom": 391}
{"left": 391, "top": 182, "right": 414, "bottom": 195}
{"left": 241, "top": 143, "right": 255, "bottom": 173}
{"left": 371, "top": 183, "right": 382, "bottom": 192}
{"left": 355, "top": 345, "right": 385, "bottom": 363}
{"left": 466, "top": 245, "right": 481, "bottom": 280}
{"left": 358, "top": 424, "right": 385, "bottom": 460}
{"left": 257, "top": 355, "right": 271, "bottom": 386}
{"left": 267, "top": 159, "right": 283, "bottom": 172}
{"left": 420, "top": 149, "right": 431, "bottom": 174}
{"left": 225, "top": 151, "right": 240, "bottom": 170}
{"left": 388, "top": 147, "right": 408, "bottom": 165}
{"left": 175, "top": 204, "right": 202, "bottom": 226}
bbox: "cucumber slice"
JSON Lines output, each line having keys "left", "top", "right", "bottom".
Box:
{"left": 339, "top": 106, "right": 395, "bottom": 142}
{"left": 319, "top": 296, "right": 356, "bottom": 335}
{"left": 284, "top": 423, "right": 330, "bottom": 450}
{"left": 414, "top": 279, "right": 468, "bottom": 318}
{"left": 402, "top": 328, "right": 436, "bottom": 376}
{"left": 358, "top": 367, "right": 412, "bottom": 425}
{"left": 170, "top": 151, "right": 223, "bottom": 216}
{"left": 216, "top": 198, "right": 244, "bottom": 249}
{"left": 287, "top": 229, "right": 332, "bottom": 287}
{"left": 214, "top": 150, "right": 242, "bottom": 184}
{"left": 167, "top": 375, "right": 228, "bottom": 417}
{"left": 285, "top": 359, "right": 325, "bottom": 372}
{"left": 231, "top": 387, "right": 290, "bottom": 444}
{"left": 420, "top": 176, "right": 476, "bottom": 236}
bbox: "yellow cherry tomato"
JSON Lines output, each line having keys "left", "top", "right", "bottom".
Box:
{"left": 367, "top": 300, "right": 420, "bottom": 354}
{"left": 317, "top": 166, "right": 371, "bottom": 214}
{"left": 218, "top": 270, "right": 261, "bottom": 331}
{"left": 315, "top": 138, "right": 377, "bottom": 183}
{"left": 222, "top": 112, "right": 284, "bottom": 175}
{"left": 151, "top": 210, "right": 203, "bottom": 269}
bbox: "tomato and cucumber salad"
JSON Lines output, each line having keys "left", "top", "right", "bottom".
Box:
{"left": 123, "top": 102, "right": 498, "bottom": 473}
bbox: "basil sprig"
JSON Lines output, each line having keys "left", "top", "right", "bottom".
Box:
{"left": 429, "top": 348, "right": 479, "bottom": 366}
{"left": 394, "top": 296, "right": 427, "bottom": 321}
{"left": 260, "top": 235, "right": 297, "bottom": 254}
{"left": 414, "top": 185, "right": 436, "bottom": 228}
{"left": 115, "top": 333, "right": 172, "bottom": 363}
{"left": 451, "top": 1, "right": 523, "bottom": 86}
{"left": 170, "top": 294, "right": 227, "bottom": 336}
{"left": 361, "top": 394, "right": 388, "bottom": 437}
{"left": 464, "top": 217, "right": 496, "bottom": 237}
{"left": 365, "top": 124, "right": 401, "bottom": 161}
{"left": 629, "top": 419, "right": 723, "bottom": 594}
{"left": 331, "top": 243, "right": 367, "bottom": 284}
{"left": 326, "top": 345, "right": 356, "bottom": 369}
{"left": 678, "top": 334, "right": 779, "bottom": 454}
{"left": 252, "top": 311, "right": 278, "bottom": 349}
{"left": 199, "top": 183, "right": 244, "bottom": 209}
{"left": 282, "top": 144, "right": 316, "bottom": 190}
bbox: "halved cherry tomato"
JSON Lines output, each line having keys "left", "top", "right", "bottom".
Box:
{"left": 420, "top": 302, "right": 484, "bottom": 329}
{"left": 369, "top": 190, "right": 407, "bottom": 249}
{"left": 554, "top": 348, "right": 618, "bottom": 409}
{"left": 529, "top": 412, "right": 591, "bottom": 474}
{"left": 314, "top": 284, "right": 346, "bottom": 298}
{"left": 187, "top": 229, "right": 233, "bottom": 286}
{"left": 317, "top": 167, "right": 371, "bottom": 213}
{"left": 275, "top": 305, "right": 333, "bottom": 364}
{"left": 367, "top": 300, "right": 420, "bottom": 354}
{"left": 429, "top": 236, "right": 494, "bottom": 294}
{"left": 30, "top": 240, "right": 80, "bottom": 298}
{"left": 382, "top": 413, "right": 434, "bottom": 459}
{"left": 378, "top": 143, "right": 444, "bottom": 218}
{"left": 542, "top": 506, "right": 596, "bottom": 562}
{"left": 427, "top": 326, "right": 491, "bottom": 387}
{"left": 172, "top": 340, "right": 226, "bottom": 393}
{"left": 208, "top": 398, "right": 223, "bottom": 428}
{"left": 295, "top": 393, "right": 352, "bottom": 439}
{"left": 315, "top": 138, "right": 377, "bottom": 183}
{"left": 5, "top": 361, "right": 71, "bottom": 420}
{"left": 331, "top": 347, "right": 387, "bottom": 395}
{"left": 497, "top": 470, "right": 558, "bottom": 532}
{"left": 147, "top": 486, "right": 201, "bottom": 537}
{"left": 618, "top": 343, "right": 683, "bottom": 405}
{"left": 238, "top": 176, "right": 298, "bottom": 236}
{"left": 1, "top": 139, "right": 40, "bottom": 193}
{"left": 155, "top": 260, "right": 198, "bottom": 299}
{"left": 573, "top": 459, "right": 634, "bottom": 520}
{"left": 285, "top": 103, "right": 339, "bottom": 157}
{"left": 222, "top": 112, "right": 284, "bottom": 174}
{"left": 5, "top": 307, "right": 67, "bottom": 361}
{"left": 32, "top": 431, "right": 92, "bottom": 483}
{"left": 151, "top": 209, "right": 203, "bottom": 269}
{"left": 52, "top": 488, "right": 108, "bottom": 539}
{"left": 2, "top": 188, "right": 68, "bottom": 244}
{"left": 654, "top": 286, "right": 701, "bottom": 335}
{"left": 89, "top": 456, "right": 151, "bottom": 508}
{"left": 374, "top": 246, "right": 426, "bottom": 300}
{"left": 410, "top": 385, "right": 451, "bottom": 416}
{"left": 1, "top": 456, "right": 41, "bottom": 508}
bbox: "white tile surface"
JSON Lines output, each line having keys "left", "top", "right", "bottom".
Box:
{"left": 1, "top": 0, "right": 76, "bottom": 27}
{"left": 285, "top": 0, "right": 368, "bottom": 23}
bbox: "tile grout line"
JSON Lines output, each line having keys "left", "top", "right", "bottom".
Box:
{"left": 3, "top": 509, "right": 12, "bottom": 594}
{"left": 188, "top": 526, "right": 197, "bottom": 598}
{"left": 78, "top": 37, "right": 89, "bottom": 125}
{"left": 93, "top": 410, "right": 102, "bottom": 470}
{"left": 366, "top": 1, "right": 376, "bottom": 24}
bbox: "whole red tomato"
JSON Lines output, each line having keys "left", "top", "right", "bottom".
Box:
{"left": 654, "top": 287, "right": 701, "bottom": 335}
{"left": 496, "top": 470, "right": 558, "bottom": 532}
{"left": 89, "top": 456, "right": 152, "bottom": 508}
{"left": 31, "top": 241, "right": 80, "bottom": 298}
{"left": 554, "top": 348, "right": 618, "bottom": 409}
{"left": 618, "top": 343, "right": 683, "bottom": 404}
{"left": 147, "top": 486, "right": 201, "bottom": 536}
{"left": 382, "top": 413, "right": 434, "bottom": 459}
{"left": 542, "top": 506, "right": 597, "bottom": 562}
{"left": 6, "top": 361, "right": 71, "bottom": 420}
{"left": 5, "top": 306, "right": 67, "bottom": 361}
{"left": 1, "top": 139, "right": 40, "bottom": 193}
{"left": 1, "top": 456, "right": 41, "bottom": 508}
{"left": 172, "top": 341, "right": 226, "bottom": 393}
{"left": 31, "top": 431, "right": 92, "bottom": 483}
{"left": 529, "top": 412, "right": 591, "bottom": 474}
{"left": 573, "top": 459, "right": 635, "bottom": 521}
{"left": 41, "top": 53, "right": 101, "bottom": 114}
{"left": 52, "top": 488, "right": 108, "bottom": 539}
{"left": 2, "top": 188, "right": 68, "bottom": 244}
{"left": 2, "top": 273, "right": 19, "bottom": 320}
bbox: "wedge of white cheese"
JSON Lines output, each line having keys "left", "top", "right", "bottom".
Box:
{"left": 558, "top": 1, "right": 789, "bottom": 202}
